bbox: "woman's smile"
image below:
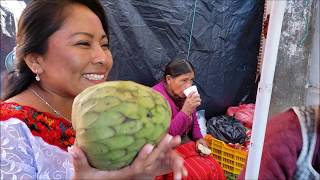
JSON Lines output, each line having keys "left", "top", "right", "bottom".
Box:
{"left": 82, "top": 73, "right": 106, "bottom": 83}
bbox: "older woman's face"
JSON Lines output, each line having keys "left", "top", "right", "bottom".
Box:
{"left": 37, "top": 3, "right": 112, "bottom": 97}
{"left": 166, "top": 72, "right": 194, "bottom": 98}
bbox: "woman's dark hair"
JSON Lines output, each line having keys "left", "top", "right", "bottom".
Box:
{"left": 1, "top": 0, "right": 109, "bottom": 100}
{"left": 163, "top": 58, "right": 195, "bottom": 79}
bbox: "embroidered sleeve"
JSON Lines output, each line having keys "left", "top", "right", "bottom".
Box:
{"left": 1, "top": 118, "right": 74, "bottom": 179}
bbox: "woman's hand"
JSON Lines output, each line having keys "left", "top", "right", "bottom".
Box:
{"left": 181, "top": 92, "right": 201, "bottom": 116}
{"left": 69, "top": 134, "right": 187, "bottom": 180}
{"left": 131, "top": 134, "right": 187, "bottom": 179}
{"left": 195, "top": 138, "right": 209, "bottom": 156}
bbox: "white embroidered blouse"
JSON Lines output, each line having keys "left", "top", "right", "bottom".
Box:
{"left": 1, "top": 118, "right": 74, "bottom": 179}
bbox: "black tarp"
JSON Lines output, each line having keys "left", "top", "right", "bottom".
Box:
{"left": 0, "top": 6, "right": 16, "bottom": 74}
{"left": 1, "top": 0, "right": 264, "bottom": 119}
{"left": 102, "top": 0, "right": 264, "bottom": 118}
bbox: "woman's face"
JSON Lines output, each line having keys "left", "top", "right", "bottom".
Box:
{"left": 37, "top": 4, "right": 112, "bottom": 97}
{"left": 166, "top": 72, "right": 194, "bottom": 98}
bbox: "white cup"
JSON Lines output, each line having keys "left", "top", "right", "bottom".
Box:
{"left": 183, "top": 85, "right": 198, "bottom": 96}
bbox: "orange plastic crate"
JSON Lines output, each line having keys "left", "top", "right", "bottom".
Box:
{"left": 205, "top": 134, "right": 248, "bottom": 180}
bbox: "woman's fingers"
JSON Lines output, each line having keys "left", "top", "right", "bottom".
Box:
{"left": 68, "top": 134, "right": 183, "bottom": 179}
{"left": 69, "top": 145, "right": 97, "bottom": 179}
{"left": 141, "top": 134, "right": 183, "bottom": 170}
{"left": 144, "top": 134, "right": 173, "bottom": 166}
{"left": 170, "top": 135, "right": 182, "bottom": 149}
{"left": 187, "top": 93, "right": 201, "bottom": 108}
{"left": 151, "top": 135, "right": 186, "bottom": 179}
{"left": 144, "top": 134, "right": 181, "bottom": 165}
{"left": 169, "top": 150, "right": 187, "bottom": 180}
{"left": 69, "top": 145, "right": 135, "bottom": 179}
{"left": 130, "top": 144, "right": 154, "bottom": 174}
{"left": 130, "top": 135, "right": 180, "bottom": 178}
{"left": 68, "top": 145, "right": 91, "bottom": 171}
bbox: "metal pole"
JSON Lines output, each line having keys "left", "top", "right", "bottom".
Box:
{"left": 244, "top": 0, "right": 287, "bottom": 179}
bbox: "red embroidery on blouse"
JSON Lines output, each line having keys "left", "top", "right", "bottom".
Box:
{"left": 0, "top": 102, "right": 75, "bottom": 151}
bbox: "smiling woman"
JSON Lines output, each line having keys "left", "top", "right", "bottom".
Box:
{"left": 0, "top": 0, "right": 187, "bottom": 179}
{"left": 2, "top": 0, "right": 111, "bottom": 120}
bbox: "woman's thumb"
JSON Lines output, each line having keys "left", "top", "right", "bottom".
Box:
{"left": 68, "top": 145, "right": 90, "bottom": 173}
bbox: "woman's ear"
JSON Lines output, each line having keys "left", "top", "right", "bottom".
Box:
{"left": 165, "top": 75, "right": 172, "bottom": 84}
{"left": 24, "top": 53, "right": 44, "bottom": 74}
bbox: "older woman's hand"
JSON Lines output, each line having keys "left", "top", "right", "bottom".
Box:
{"left": 69, "top": 134, "right": 187, "bottom": 180}
{"left": 195, "top": 138, "right": 210, "bottom": 156}
{"left": 182, "top": 92, "right": 201, "bottom": 116}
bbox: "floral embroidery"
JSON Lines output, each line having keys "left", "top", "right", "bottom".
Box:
{"left": 0, "top": 102, "right": 75, "bottom": 151}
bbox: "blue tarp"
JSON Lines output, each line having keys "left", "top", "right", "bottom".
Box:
{"left": 103, "top": 0, "right": 264, "bottom": 118}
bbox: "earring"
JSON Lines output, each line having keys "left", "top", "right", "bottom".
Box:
{"left": 35, "top": 69, "right": 40, "bottom": 81}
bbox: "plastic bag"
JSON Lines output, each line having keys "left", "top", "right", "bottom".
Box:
{"left": 226, "top": 103, "right": 255, "bottom": 128}
{"left": 206, "top": 115, "right": 247, "bottom": 144}
{"left": 196, "top": 110, "right": 207, "bottom": 136}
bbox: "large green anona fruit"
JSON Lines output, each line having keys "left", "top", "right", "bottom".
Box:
{"left": 72, "top": 81, "right": 171, "bottom": 170}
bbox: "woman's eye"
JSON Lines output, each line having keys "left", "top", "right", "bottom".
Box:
{"left": 101, "top": 43, "right": 109, "bottom": 49}
{"left": 76, "top": 41, "right": 90, "bottom": 46}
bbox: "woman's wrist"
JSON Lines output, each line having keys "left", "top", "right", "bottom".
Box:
{"left": 181, "top": 107, "right": 192, "bottom": 116}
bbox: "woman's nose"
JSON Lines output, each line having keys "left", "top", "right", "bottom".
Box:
{"left": 187, "top": 81, "right": 193, "bottom": 87}
{"left": 184, "top": 83, "right": 192, "bottom": 90}
{"left": 92, "top": 46, "right": 108, "bottom": 65}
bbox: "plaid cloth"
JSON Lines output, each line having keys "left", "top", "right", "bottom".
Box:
{"left": 293, "top": 106, "right": 319, "bottom": 180}
{"left": 156, "top": 141, "right": 225, "bottom": 180}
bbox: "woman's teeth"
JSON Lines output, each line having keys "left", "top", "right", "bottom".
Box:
{"left": 83, "top": 74, "right": 105, "bottom": 81}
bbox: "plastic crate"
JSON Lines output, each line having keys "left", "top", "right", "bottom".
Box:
{"left": 204, "top": 135, "right": 248, "bottom": 180}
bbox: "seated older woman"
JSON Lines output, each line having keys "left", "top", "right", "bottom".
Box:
{"left": 153, "top": 59, "right": 225, "bottom": 180}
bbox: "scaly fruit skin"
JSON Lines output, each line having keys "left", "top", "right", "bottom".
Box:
{"left": 72, "top": 81, "right": 171, "bottom": 170}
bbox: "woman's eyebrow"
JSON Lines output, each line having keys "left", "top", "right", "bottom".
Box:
{"left": 101, "top": 35, "right": 108, "bottom": 41}
{"left": 70, "top": 32, "right": 94, "bottom": 38}
{"left": 69, "top": 32, "right": 107, "bottom": 40}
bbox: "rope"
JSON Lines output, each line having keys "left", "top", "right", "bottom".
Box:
{"left": 255, "top": 0, "right": 268, "bottom": 83}
{"left": 187, "top": 0, "right": 198, "bottom": 60}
